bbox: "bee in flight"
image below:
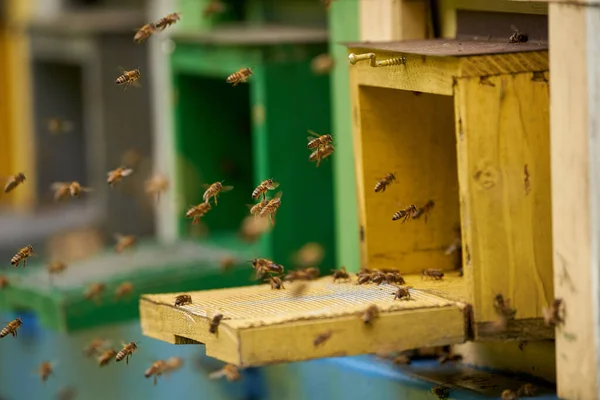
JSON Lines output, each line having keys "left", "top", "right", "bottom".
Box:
{"left": 203, "top": 181, "right": 234, "bottom": 205}
{"left": 252, "top": 179, "right": 280, "bottom": 201}
{"left": 4, "top": 173, "right": 26, "bottom": 193}
{"left": 46, "top": 117, "right": 74, "bottom": 135}
{"left": 115, "top": 68, "right": 141, "bottom": 90}
{"left": 226, "top": 68, "right": 253, "bottom": 87}
{"left": 114, "top": 282, "right": 134, "bottom": 301}
{"left": 412, "top": 200, "right": 435, "bottom": 222}
{"left": 209, "top": 364, "right": 241, "bottom": 382}
{"left": 47, "top": 261, "right": 67, "bottom": 279}
{"left": 154, "top": 12, "right": 181, "bottom": 31}
{"left": 0, "top": 275, "right": 9, "bottom": 289}
{"left": 145, "top": 360, "right": 168, "bottom": 385}
{"left": 247, "top": 198, "right": 269, "bottom": 217}
{"left": 0, "top": 317, "right": 23, "bottom": 338}
{"left": 374, "top": 173, "right": 396, "bottom": 193}
{"left": 83, "top": 338, "right": 109, "bottom": 358}
{"left": 114, "top": 234, "right": 137, "bottom": 253}
{"left": 259, "top": 191, "right": 283, "bottom": 226}
{"left": 84, "top": 283, "right": 106, "bottom": 303}
{"left": 116, "top": 341, "right": 139, "bottom": 364}
{"left": 203, "top": 0, "right": 226, "bottom": 18}
{"left": 145, "top": 173, "right": 169, "bottom": 200}
{"left": 11, "top": 245, "right": 34, "bottom": 268}
{"left": 38, "top": 361, "right": 55, "bottom": 382}
{"left": 392, "top": 205, "right": 418, "bottom": 223}
{"left": 186, "top": 202, "right": 211, "bottom": 224}
{"left": 107, "top": 167, "right": 134, "bottom": 187}
{"left": 51, "top": 181, "right": 92, "bottom": 201}
{"left": 309, "top": 144, "right": 334, "bottom": 167}
{"left": 97, "top": 349, "right": 117, "bottom": 367}
{"left": 134, "top": 23, "right": 156, "bottom": 44}
{"left": 307, "top": 130, "right": 333, "bottom": 150}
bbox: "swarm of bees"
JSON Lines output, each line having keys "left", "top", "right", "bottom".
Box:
{"left": 357, "top": 268, "right": 405, "bottom": 286}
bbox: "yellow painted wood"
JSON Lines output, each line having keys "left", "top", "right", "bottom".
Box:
{"left": 454, "top": 73, "right": 553, "bottom": 325}
{"left": 140, "top": 276, "right": 467, "bottom": 366}
{"left": 359, "top": 0, "right": 429, "bottom": 41}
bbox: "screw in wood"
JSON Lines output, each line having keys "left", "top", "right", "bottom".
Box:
{"left": 348, "top": 52, "right": 406, "bottom": 67}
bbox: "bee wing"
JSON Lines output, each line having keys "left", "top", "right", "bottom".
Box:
{"left": 208, "top": 369, "right": 226, "bottom": 380}
{"left": 221, "top": 185, "right": 234, "bottom": 192}
{"left": 50, "top": 182, "right": 67, "bottom": 190}
{"left": 273, "top": 191, "right": 283, "bottom": 199}
{"left": 121, "top": 168, "right": 134, "bottom": 177}
{"left": 114, "top": 233, "right": 124, "bottom": 242}
{"left": 81, "top": 187, "right": 94, "bottom": 192}
{"left": 270, "top": 182, "right": 280, "bottom": 189}
{"left": 202, "top": 183, "right": 211, "bottom": 189}
{"left": 307, "top": 130, "right": 321, "bottom": 138}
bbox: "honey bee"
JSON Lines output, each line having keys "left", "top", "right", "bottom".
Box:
{"left": 412, "top": 200, "right": 435, "bottom": 222}
{"left": 97, "top": 349, "right": 117, "bottom": 367}
{"left": 84, "top": 283, "right": 106, "bottom": 302}
{"left": 247, "top": 198, "right": 270, "bottom": 217}
{"left": 0, "top": 317, "right": 23, "bottom": 338}
{"left": 239, "top": 215, "right": 270, "bottom": 243}
{"left": 385, "top": 272, "right": 406, "bottom": 285}
{"left": 492, "top": 294, "right": 517, "bottom": 331}
{"left": 46, "top": 117, "right": 73, "bottom": 134}
{"left": 69, "top": 181, "right": 93, "bottom": 198}
{"left": 134, "top": 23, "right": 155, "bottom": 44}
{"left": 332, "top": 266, "right": 351, "bottom": 282}
{"left": 114, "top": 282, "right": 134, "bottom": 301}
{"left": 209, "top": 313, "right": 224, "bottom": 334}
{"left": 266, "top": 276, "right": 285, "bottom": 290}
{"left": 47, "top": 261, "right": 67, "bottom": 275}
{"left": 362, "top": 304, "right": 379, "bottom": 325}
{"left": 293, "top": 242, "right": 325, "bottom": 268}
{"left": 226, "top": 68, "right": 253, "bottom": 87}
{"left": 392, "top": 205, "right": 418, "bottom": 222}
{"left": 50, "top": 182, "right": 71, "bottom": 201}
{"left": 517, "top": 383, "right": 536, "bottom": 397}
{"left": 174, "top": 294, "right": 192, "bottom": 307}
{"left": 0, "top": 275, "right": 9, "bottom": 289}
{"left": 259, "top": 191, "right": 283, "bottom": 225}
{"left": 284, "top": 267, "right": 320, "bottom": 282}
{"left": 107, "top": 167, "right": 134, "bottom": 186}
{"left": 56, "top": 386, "right": 78, "bottom": 400}
{"left": 186, "top": 202, "right": 212, "bottom": 224}
{"left": 115, "top": 68, "right": 141, "bottom": 91}
{"left": 421, "top": 268, "right": 444, "bottom": 280}
{"left": 542, "top": 298, "right": 564, "bottom": 327}
{"left": 83, "top": 338, "right": 108, "bottom": 357}
{"left": 38, "top": 361, "right": 55, "bottom": 382}
{"left": 313, "top": 330, "right": 332, "bottom": 347}
{"left": 509, "top": 25, "right": 528, "bottom": 43}
{"left": 311, "top": 53, "right": 335, "bottom": 75}
{"left": 374, "top": 173, "right": 396, "bottom": 193}
{"left": 357, "top": 274, "right": 372, "bottom": 285}
{"left": 145, "top": 173, "right": 169, "bottom": 200}
{"left": 307, "top": 130, "right": 333, "bottom": 150}
{"left": 145, "top": 360, "right": 167, "bottom": 385}
{"left": 252, "top": 179, "right": 280, "bottom": 200}
{"left": 309, "top": 144, "right": 335, "bottom": 167}
{"left": 203, "top": 0, "right": 226, "bottom": 17}
{"left": 155, "top": 12, "right": 181, "bottom": 31}
{"left": 116, "top": 341, "right": 138, "bottom": 364}
{"left": 501, "top": 389, "right": 518, "bottom": 400}
{"left": 164, "top": 357, "right": 184, "bottom": 373}
{"left": 392, "top": 286, "right": 412, "bottom": 301}
{"left": 219, "top": 256, "right": 237, "bottom": 272}
{"left": 209, "top": 364, "right": 241, "bottom": 382}
{"left": 250, "top": 258, "right": 284, "bottom": 278}
{"left": 202, "top": 181, "right": 234, "bottom": 205}
{"left": 114, "top": 234, "right": 137, "bottom": 253}
{"left": 11, "top": 245, "right": 34, "bottom": 268}
{"left": 431, "top": 385, "right": 452, "bottom": 399}
{"left": 4, "top": 173, "right": 26, "bottom": 193}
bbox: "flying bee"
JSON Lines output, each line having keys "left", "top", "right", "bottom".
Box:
{"left": 47, "top": 261, "right": 67, "bottom": 279}
{"left": 492, "top": 294, "right": 517, "bottom": 331}
{"left": 97, "top": 349, "right": 117, "bottom": 367}
{"left": 247, "top": 198, "right": 269, "bottom": 217}
{"left": 50, "top": 182, "right": 71, "bottom": 201}
{"left": 322, "top": 0, "right": 337, "bottom": 10}
{"left": 421, "top": 268, "right": 444, "bottom": 280}
{"left": 332, "top": 267, "right": 351, "bottom": 282}
{"left": 239, "top": 215, "right": 270, "bottom": 243}
{"left": 174, "top": 294, "right": 192, "bottom": 307}
{"left": 308, "top": 144, "right": 334, "bottom": 167}
{"left": 107, "top": 167, "right": 134, "bottom": 186}
{"left": 289, "top": 281, "right": 308, "bottom": 297}
{"left": 56, "top": 386, "right": 78, "bottom": 400}
{"left": 362, "top": 304, "right": 379, "bottom": 325}
{"left": 116, "top": 341, "right": 138, "bottom": 364}
{"left": 203, "top": 181, "right": 234, "bottom": 205}
{"left": 259, "top": 191, "right": 283, "bottom": 226}
{"left": 203, "top": 0, "right": 226, "bottom": 17}
{"left": 313, "top": 331, "right": 332, "bottom": 347}
{"left": 219, "top": 256, "right": 237, "bottom": 272}
{"left": 0, "top": 275, "right": 8, "bottom": 289}
{"left": 186, "top": 202, "right": 211, "bottom": 225}
{"left": 145, "top": 360, "right": 167, "bottom": 385}
{"left": 374, "top": 173, "right": 396, "bottom": 193}
{"left": 83, "top": 338, "right": 108, "bottom": 357}
{"left": 115, "top": 68, "right": 141, "bottom": 91}
{"left": 209, "top": 314, "right": 224, "bottom": 334}
{"left": 250, "top": 258, "right": 284, "bottom": 277}
{"left": 311, "top": 53, "right": 334, "bottom": 75}
{"left": 392, "top": 205, "right": 418, "bottom": 223}
{"left": 209, "top": 364, "right": 241, "bottom": 382}
{"left": 412, "top": 200, "right": 435, "bottom": 222}
{"left": 4, "top": 172, "right": 26, "bottom": 193}
{"left": 134, "top": 23, "right": 155, "bottom": 44}
{"left": 38, "top": 361, "right": 55, "bottom": 382}
{"left": 501, "top": 389, "right": 518, "bottom": 400}
{"left": 11, "top": 245, "right": 34, "bottom": 268}
{"left": 68, "top": 181, "right": 93, "bottom": 198}
{"left": 114, "top": 234, "right": 137, "bottom": 254}
{"left": 145, "top": 173, "right": 169, "bottom": 200}
{"left": 154, "top": 12, "right": 181, "bottom": 31}
{"left": 226, "top": 68, "right": 253, "bottom": 87}
{"left": 114, "top": 282, "right": 134, "bottom": 301}
{"left": 164, "top": 357, "right": 184, "bottom": 373}
{"left": 509, "top": 25, "right": 528, "bottom": 43}
{"left": 0, "top": 317, "right": 23, "bottom": 338}
{"left": 307, "top": 130, "right": 333, "bottom": 150}
{"left": 84, "top": 283, "right": 106, "bottom": 303}
{"left": 252, "top": 179, "right": 280, "bottom": 201}
{"left": 542, "top": 298, "right": 564, "bottom": 327}
{"left": 46, "top": 117, "right": 74, "bottom": 134}
{"left": 266, "top": 276, "right": 285, "bottom": 290}
{"left": 293, "top": 242, "right": 325, "bottom": 269}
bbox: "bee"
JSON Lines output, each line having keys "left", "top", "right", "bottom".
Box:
{"left": 203, "top": 181, "right": 234, "bottom": 205}
{"left": 116, "top": 341, "right": 138, "bottom": 364}
{"left": 392, "top": 286, "right": 412, "bottom": 301}
{"left": 154, "top": 12, "right": 181, "bottom": 31}
{"left": 362, "top": 304, "right": 379, "bottom": 325}
{"left": 412, "top": 200, "right": 435, "bottom": 222}
{"left": 252, "top": 179, "right": 280, "bottom": 200}
{"left": 542, "top": 298, "right": 564, "bottom": 327}
{"left": 56, "top": 386, "right": 78, "bottom": 400}
{"left": 392, "top": 205, "right": 418, "bottom": 222}
{"left": 97, "top": 349, "right": 117, "bottom": 367}
{"left": 284, "top": 268, "right": 319, "bottom": 282}
{"left": 309, "top": 144, "right": 335, "bottom": 167}
{"left": 114, "top": 282, "right": 134, "bottom": 301}
{"left": 517, "top": 383, "right": 536, "bottom": 397}
{"left": 84, "top": 283, "right": 106, "bottom": 302}
{"left": 107, "top": 167, "right": 134, "bottom": 186}
{"left": 209, "top": 364, "right": 241, "bottom": 382}
{"left": 134, "top": 23, "right": 155, "bottom": 44}
{"left": 313, "top": 331, "right": 332, "bottom": 347}
{"left": 164, "top": 357, "right": 184, "bottom": 373}
{"left": 50, "top": 182, "right": 71, "bottom": 201}
{"left": 11, "top": 245, "right": 34, "bottom": 268}
{"left": 374, "top": 173, "right": 396, "bottom": 193}
{"left": 219, "top": 255, "right": 238, "bottom": 272}
{"left": 239, "top": 215, "right": 270, "bottom": 243}
{"left": 357, "top": 274, "right": 372, "bottom": 285}
{"left": 115, "top": 68, "right": 141, "bottom": 91}
{"left": 250, "top": 258, "right": 284, "bottom": 277}
{"left": 307, "top": 130, "right": 333, "bottom": 150}
{"left": 145, "top": 360, "right": 167, "bottom": 385}
{"left": 47, "top": 261, "right": 67, "bottom": 276}
{"left": 259, "top": 191, "right": 283, "bottom": 226}
{"left": 501, "top": 389, "right": 519, "bottom": 400}
{"left": 247, "top": 198, "right": 270, "bottom": 217}
{"left": 114, "top": 234, "right": 137, "bottom": 253}
{"left": 311, "top": 53, "right": 335, "bottom": 75}
{"left": 289, "top": 281, "right": 308, "bottom": 297}
{"left": 371, "top": 271, "right": 386, "bottom": 285}
{"left": 332, "top": 267, "right": 351, "bottom": 282}
{"left": 186, "top": 202, "right": 212, "bottom": 225}
{"left": 509, "top": 25, "right": 528, "bottom": 43}
{"left": 0, "top": 317, "right": 23, "bottom": 338}
{"left": 145, "top": 173, "right": 169, "bottom": 200}
{"left": 385, "top": 272, "right": 405, "bottom": 285}
{"left": 203, "top": 0, "right": 226, "bottom": 17}
{"left": 266, "top": 276, "right": 285, "bottom": 290}
{"left": 421, "top": 268, "right": 444, "bottom": 280}
{"left": 83, "top": 338, "right": 108, "bottom": 357}
{"left": 492, "top": 294, "right": 517, "bottom": 331}
{"left": 4, "top": 173, "right": 26, "bottom": 193}
{"left": 69, "top": 181, "right": 93, "bottom": 198}
{"left": 0, "top": 275, "right": 9, "bottom": 289}
{"left": 174, "top": 294, "right": 192, "bottom": 307}
{"left": 38, "top": 361, "right": 55, "bottom": 382}
{"left": 209, "top": 313, "right": 224, "bottom": 334}
{"left": 226, "top": 68, "right": 253, "bottom": 87}
{"left": 293, "top": 242, "right": 325, "bottom": 269}
{"left": 46, "top": 117, "right": 74, "bottom": 134}
{"left": 431, "top": 384, "right": 452, "bottom": 399}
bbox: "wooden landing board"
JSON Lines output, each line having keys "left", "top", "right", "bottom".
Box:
{"left": 140, "top": 275, "right": 468, "bottom": 367}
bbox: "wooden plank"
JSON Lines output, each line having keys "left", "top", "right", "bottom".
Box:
{"left": 549, "top": 2, "right": 600, "bottom": 398}
{"left": 453, "top": 73, "right": 553, "bottom": 326}
{"left": 359, "top": 0, "right": 428, "bottom": 41}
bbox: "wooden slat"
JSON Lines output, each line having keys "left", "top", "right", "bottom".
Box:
{"left": 359, "top": 0, "right": 428, "bottom": 41}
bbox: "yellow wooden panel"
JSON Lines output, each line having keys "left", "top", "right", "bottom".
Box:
{"left": 0, "top": 26, "right": 14, "bottom": 202}
{"left": 140, "top": 276, "right": 467, "bottom": 366}
{"left": 358, "top": 86, "right": 460, "bottom": 274}
{"left": 454, "top": 72, "right": 553, "bottom": 325}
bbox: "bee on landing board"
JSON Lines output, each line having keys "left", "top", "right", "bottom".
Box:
{"left": 203, "top": 181, "right": 234, "bottom": 205}
{"left": 421, "top": 268, "right": 444, "bottom": 280}
{"left": 226, "top": 68, "right": 253, "bottom": 87}
{"left": 307, "top": 130, "right": 333, "bottom": 150}
{"left": 114, "top": 234, "right": 137, "bottom": 253}
{"left": 0, "top": 275, "right": 8, "bottom": 289}
{"left": 174, "top": 294, "right": 192, "bottom": 307}
{"left": 374, "top": 173, "right": 396, "bottom": 193}
{"left": 392, "top": 205, "right": 418, "bottom": 223}
{"left": 114, "top": 282, "right": 134, "bottom": 301}
{"left": 4, "top": 173, "right": 26, "bottom": 193}
{"left": 11, "top": 245, "right": 34, "bottom": 268}
{"left": 252, "top": 179, "right": 280, "bottom": 201}
{"left": 517, "top": 383, "right": 536, "bottom": 397}
{"left": 134, "top": 23, "right": 156, "bottom": 44}
{"left": 84, "top": 283, "right": 106, "bottom": 303}
{"left": 46, "top": 117, "right": 74, "bottom": 135}
{"left": 542, "top": 298, "right": 564, "bottom": 327}
{"left": 332, "top": 267, "right": 350, "bottom": 282}
{"left": 115, "top": 68, "right": 141, "bottom": 91}
{"left": 309, "top": 144, "right": 334, "bottom": 167}
{"left": 250, "top": 258, "right": 285, "bottom": 278}
{"left": 259, "top": 191, "right": 283, "bottom": 226}
{"left": 116, "top": 341, "right": 138, "bottom": 364}
{"left": 0, "top": 317, "right": 23, "bottom": 338}
{"left": 107, "top": 167, "right": 134, "bottom": 186}
{"left": 209, "top": 364, "right": 241, "bottom": 382}
{"left": 83, "top": 338, "right": 109, "bottom": 357}
{"left": 145, "top": 360, "right": 168, "bottom": 385}
{"left": 392, "top": 286, "right": 412, "bottom": 301}
{"left": 412, "top": 200, "right": 435, "bottom": 222}
{"left": 265, "top": 276, "right": 285, "bottom": 289}
{"left": 362, "top": 305, "right": 379, "bottom": 325}
{"left": 209, "top": 314, "right": 224, "bottom": 334}
{"left": 154, "top": 12, "right": 181, "bottom": 31}
{"left": 97, "top": 349, "right": 117, "bottom": 367}
{"left": 145, "top": 173, "right": 169, "bottom": 200}
{"left": 38, "top": 361, "right": 55, "bottom": 382}
{"left": 186, "top": 202, "right": 211, "bottom": 225}
{"left": 203, "top": 0, "right": 226, "bottom": 18}
{"left": 509, "top": 25, "right": 528, "bottom": 43}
